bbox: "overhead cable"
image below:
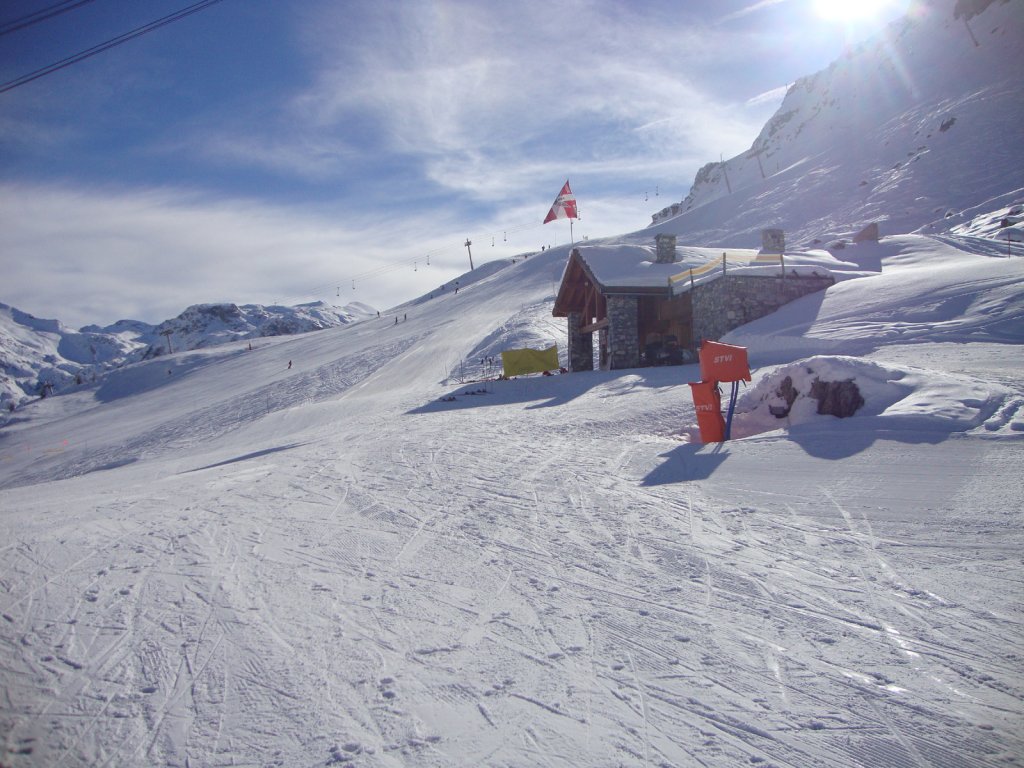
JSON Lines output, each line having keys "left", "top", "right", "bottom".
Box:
{"left": 0, "top": 0, "right": 99, "bottom": 37}
{"left": 0, "top": 0, "right": 227, "bottom": 94}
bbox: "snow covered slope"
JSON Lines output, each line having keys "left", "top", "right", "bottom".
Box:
{"left": 0, "top": 229, "right": 1021, "bottom": 767}
{"left": 0, "top": 300, "right": 375, "bottom": 411}
{"left": 652, "top": 0, "right": 1024, "bottom": 249}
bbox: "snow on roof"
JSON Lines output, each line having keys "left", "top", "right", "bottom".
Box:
{"left": 575, "top": 241, "right": 854, "bottom": 294}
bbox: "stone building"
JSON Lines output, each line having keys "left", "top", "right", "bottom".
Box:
{"left": 552, "top": 232, "right": 835, "bottom": 371}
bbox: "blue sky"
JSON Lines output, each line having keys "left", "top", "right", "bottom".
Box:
{"left": 1, "top": 0, "right": 909, "bottom": 328}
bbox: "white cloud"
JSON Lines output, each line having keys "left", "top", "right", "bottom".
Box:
{"left": 192, "top": 131, "right": 361, "bottom": 182}
{"left": 746, "top": 83, "right": 791, "bottom": 108}
{"left": 0, "top": 182, "right": 475, "bottom": 328}
{"left": 281, "top": 1, "right": 756, "bottom": 194}
{"left": 0, "top": 176, "right": 690, "bottom": 329}
{"left": 716, "top": 0, "right": 790, "bottom": 25}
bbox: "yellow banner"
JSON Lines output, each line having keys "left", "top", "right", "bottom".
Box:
{"left": 668, "top": 252, "right": 783, "bottom": 286}
{"left": 501, "top": 345, "right": 560, "bottom": 376}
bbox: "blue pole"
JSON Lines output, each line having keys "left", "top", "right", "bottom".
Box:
{"left": 724, "top": 381, "right": 740, "bottom": 440}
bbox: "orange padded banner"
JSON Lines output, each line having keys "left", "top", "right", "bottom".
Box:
{"left": 699, "top": 341, "right": 751, "bottom": 384}
{"left": 689, "top": 380, "right": 725, "bottom": 443}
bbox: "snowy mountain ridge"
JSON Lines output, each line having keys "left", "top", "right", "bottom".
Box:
{"left": 652, "top": 0, "right": 1023, "bottom": 249}
{"left": 0, "top": 300, "right": 375, "bottom": 409}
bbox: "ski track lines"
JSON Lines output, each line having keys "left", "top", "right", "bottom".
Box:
{"left": 699, "top": 446, "right": 1024, "bottom": 767}
{"left": 345, "top": 411, "right": 811, "bottom": 765}
{"left": 1, "top": 337, "right": 421, "bottom": 491}
{"left": 2, "top": 391, "right": 1023, "bottom": 764}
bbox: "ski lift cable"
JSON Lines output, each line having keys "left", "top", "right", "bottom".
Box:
{"left": 302, "top": 216, "right": 552, "bottom": 299}
{"left": 0, "top": 0, "right": 98, "bottom": 37}
{"left": 0, "top": 0, "right": 228, "bottom": 94}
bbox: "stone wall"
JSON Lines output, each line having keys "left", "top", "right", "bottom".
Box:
{"left": 691, "top": 274, "right": 834, "bottom": 345}
{"left": 607, "top": 296, "right": 640, "bottom": 369}
{"left": 567, "top": 312, "right": 594, "bottom": 371}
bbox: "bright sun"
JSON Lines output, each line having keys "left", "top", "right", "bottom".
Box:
{"left": 812, "top": 0, "right": 897, "bottom": 22}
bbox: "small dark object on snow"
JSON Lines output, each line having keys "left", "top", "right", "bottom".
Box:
{"left": 644, "top": 335, "right": 685, "bottom": 366}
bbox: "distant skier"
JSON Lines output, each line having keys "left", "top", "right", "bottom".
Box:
{"left": 288, "top": 360, "right": 292, "bottom": 369}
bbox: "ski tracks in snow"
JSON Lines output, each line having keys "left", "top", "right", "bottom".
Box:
{"left": 2, "top": 372, "right": 1022, "bottom": 766}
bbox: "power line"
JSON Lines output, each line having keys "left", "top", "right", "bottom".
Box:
{"left": 0, "top": 0, "right": 227, "bottom": 95}
{"left": 0, "top": 0, "right": 99, "bottom": 37}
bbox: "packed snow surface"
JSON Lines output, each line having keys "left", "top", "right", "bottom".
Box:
{"left": 1, "top": 232, "right": 1022, "bottom": 767}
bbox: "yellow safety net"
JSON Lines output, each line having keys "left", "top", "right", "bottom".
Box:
{"left": 501, "top": 346, "right": 560, "bottom": 376}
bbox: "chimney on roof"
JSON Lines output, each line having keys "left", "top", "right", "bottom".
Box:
{"left": 655, "top": 233, "right": 677, "bottom": 264}
{"left": 853, "top": 222, "right": 880, "bottom": 243}
{"left": 761, "top": 228, "right": 785, "bottom": 253}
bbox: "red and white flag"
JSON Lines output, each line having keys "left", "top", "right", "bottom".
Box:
{"left": 543, "top": 180, "right": 578, "bottom": 223}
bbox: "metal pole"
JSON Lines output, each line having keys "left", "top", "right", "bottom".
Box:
{"left": 725, "top": 381, "right": 739, "bottom": 440}
{"left": 464, "top": 239, "right": 474, "bottom": 271}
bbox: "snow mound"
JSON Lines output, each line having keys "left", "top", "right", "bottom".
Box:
{"left": 730, "top": 355, "right": 1012, "bottom": 439}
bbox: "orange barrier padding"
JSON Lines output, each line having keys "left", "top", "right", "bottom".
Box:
{"left": 689, "top": 380, "right": 725, "bottom": 443}
{"left": 699, "top": 341, "right": 751, "bottom": 384}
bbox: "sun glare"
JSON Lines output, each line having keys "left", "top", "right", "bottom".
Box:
{"left": 812, "top": 0, "right": 895, "bottom": 21}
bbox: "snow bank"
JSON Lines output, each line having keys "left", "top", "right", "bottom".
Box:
{"left": 729, "top": 355, "right": 1017, "bottom": 439}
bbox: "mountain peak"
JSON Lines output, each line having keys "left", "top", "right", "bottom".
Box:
{"left": 652, "top": 0, "right": 1022, "bottom": 249}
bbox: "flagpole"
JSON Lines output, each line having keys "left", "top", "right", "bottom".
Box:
{"left": 570, "top": 218, "right": 574, "bottom": 246}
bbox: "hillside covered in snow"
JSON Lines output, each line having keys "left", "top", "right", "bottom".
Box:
{"left": 0, "top": 300, "right": 375, "bottom": 412}
{"left": 1, "top": 1, "right": 1022, "bottom": 766}
{"left": 652, "top": 0, "right": 1023, "bottom": 251}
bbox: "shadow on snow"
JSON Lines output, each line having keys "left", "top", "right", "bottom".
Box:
{"left": 406, "top": 365, "right": 701, "bottom": 415}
